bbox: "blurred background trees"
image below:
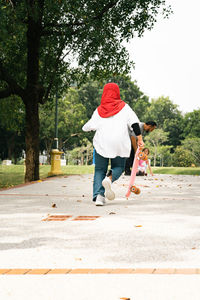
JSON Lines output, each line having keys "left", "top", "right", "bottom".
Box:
{"left": 1, "top": 75, "right": 199, "bottom": 167}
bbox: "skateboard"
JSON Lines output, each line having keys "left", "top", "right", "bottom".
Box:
{"left": 126, "top": 148, "right": 146, "bottom": 198}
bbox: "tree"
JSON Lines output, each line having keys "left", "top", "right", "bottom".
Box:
{"left": 0, "top": 96, "right": 25, "bottom": 162}
{"left": 77, "top": 80, "right": 102, "bottom": 120}
{"left": 181, "top": 109, "right": 200, "bottom": 139}
{"left": 145, "top": 97, "right": 184, "bottom": 149}
{"left": 181, "top": 137, "right": 200, "bottom": 166}
{"left": 107, "top": 75, "right": 150, "bottom": 120}
{"left": 0, "top": 0, "right": 171, "bottom": 181}
{"left": 156, "top": 145, "right": 172, "bottom": 167}
{"left": 40, "top": 87, "right": 88, "bottom": 159}
{"left": 172, "top": 146, "right": 194, "bottom": 167}
{"left": 144, "top": 128, "right": 168, "bottom": 166}
{"left": 78, "top": 75, "right": 150, "bottom": 122}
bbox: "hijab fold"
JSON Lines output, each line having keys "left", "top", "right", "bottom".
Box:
{"left": 97, "top": 83, "right": 125, "bottom": 118}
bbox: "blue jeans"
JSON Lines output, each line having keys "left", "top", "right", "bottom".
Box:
{"left": 93, "top": 150, "right": 126, "bottom": 201}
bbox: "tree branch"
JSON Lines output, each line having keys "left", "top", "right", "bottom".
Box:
{"left": 42, "top": 0, "right": 119, "bottom": 36}
{"left": 95, "top": 0, "right": 119, "bottom": 20}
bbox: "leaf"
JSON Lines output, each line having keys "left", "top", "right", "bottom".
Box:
{"left": 52, "top": 203, "right": 57, "bottom": 208}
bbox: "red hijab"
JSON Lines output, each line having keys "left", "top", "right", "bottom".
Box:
{"left": 97, "top": 83, "right": 125, "bottom": 118}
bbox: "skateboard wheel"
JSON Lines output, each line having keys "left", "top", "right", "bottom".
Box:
{"left": 130, "top": 185, "right": 141, "bottom": 194}
{"left": 138, "top": 151, "right": 148, "bottom": 161}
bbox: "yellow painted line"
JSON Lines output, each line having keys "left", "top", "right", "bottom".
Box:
{"left": 0, "top": 269, "right": 200, "bottom": 275}
{"left": 0, "top": 269, "right": 11, "bottom": 275}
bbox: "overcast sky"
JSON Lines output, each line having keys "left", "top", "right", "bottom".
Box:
{"left": 126, "top": 0, "right": 200, "bottom": 114}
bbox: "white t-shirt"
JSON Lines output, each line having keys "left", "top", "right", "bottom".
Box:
{"left": 82, "top": 104, "right": 139, "bottom": 158}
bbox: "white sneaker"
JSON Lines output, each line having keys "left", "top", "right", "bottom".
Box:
{"left": 95, "top": 194, "right": 105, "bottom": 206}
{"left": 102, "top": 177, "right": 115, "bottom": 200}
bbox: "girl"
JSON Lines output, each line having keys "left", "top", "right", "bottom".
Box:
{"left": 137, "top": 148, "right": 153, "bottom": 176}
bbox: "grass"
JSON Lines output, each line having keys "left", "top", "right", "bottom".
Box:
{"left": 0, "top": 165, "right": 94, "bottom": 189}
{"left": 152, "top": 167, "right": 200, "bottom": 176}
{"left": 0, "top": 164, "right": 199, "bottom": 189}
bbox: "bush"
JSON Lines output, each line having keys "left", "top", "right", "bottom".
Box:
{"left": 172, "top": 146, "right": 194, "bottom": 167}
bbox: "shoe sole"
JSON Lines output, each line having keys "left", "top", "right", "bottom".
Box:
{"left": 102, "top": 180, "right": 115, "bottom": 201}
{"left": 95, "top": 201, "right": 104, "bottom": 206}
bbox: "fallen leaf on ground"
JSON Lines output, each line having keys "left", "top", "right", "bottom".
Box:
{"left": 109, "top": 212, "right": 116, "bottom": 215}
{"left": 52, "top": 203, "right": 57, "bottom": 208}
{"left": 135, "top": 225, "right": 142, "bottom": 227}
{"left": 120, "top": 298, "right": 130, "bottom": 300}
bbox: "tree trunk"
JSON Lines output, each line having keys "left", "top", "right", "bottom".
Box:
{"left": 154, "top": 148, "right": 157, "bottom": 167}
{"left": 44, "top": 139, "right": 53, "bottom": 164}
{"left": 7, "top": 135, "right": 15, "bottom": 160}
{"left": 24, "top": 100, "right": 40, "bottom": 182}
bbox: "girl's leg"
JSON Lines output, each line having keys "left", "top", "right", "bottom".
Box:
{"left": 110, "top": 156, "right": 126, "bottom": 182}
{"left": 93, "top": 150, "right": 109, "bottom": 201}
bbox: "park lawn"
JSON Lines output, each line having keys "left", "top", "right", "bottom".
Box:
{"left": 0, "top": 165, "right": 199, "bottom": 189}
{"left": 152, "top": 167, "right": 200, "bottom": 176}
{"left": 0, "top": 165, "right": 94, "bottom": 189}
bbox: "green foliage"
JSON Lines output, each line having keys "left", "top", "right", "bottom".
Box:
{"left": 172, "top": 146, "right": 195, "bottom": 167}
{"left": 0, "top": 96, "right": 25, "bottom": 160}
{"left": 0, "top": 96, "right": 25, "bottom": 132}
{"left": 39, "top": 88, "right": 88, "bottom": 154}
{"left": 39, "top": 76, "right": 151, "bottom": 153}
{"left": 77, "top": 81, "right": 102, "bottom": 119}
{"left": 156, "top": 145, "right": 173, "bottom": 167}
{"left": 181, "top": 137, "right": 200, "bottom": 165}
{"left": 144, "top": 128, "right": 169, "bottom": 166}
{"left": 181, "top": 109, "right": 200, "bottom": 139}
{"left": 77, "top": 75, "right": 150, "bottom": 121}
{"left": 144, "top": 96, "right": 184, "bottom": 148}
{"left": 171, "top": 137, "right": 200, "bottom": 167}
{"left": 66, "top": 140, "right": 93, "bottom": 165}
{"left": 0, "top": 0, "right": 172, "bottom": 181}
{"left": 0, "top": 0, "right": 172, "bottom": 96}
{"left": 107, "top": 75, "right": 150, "bottom": 120}
{"left": 145, "top": 128, "right": 169, "bottom": 147}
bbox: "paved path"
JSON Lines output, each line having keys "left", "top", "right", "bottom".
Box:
{"left": 0, "top": 173, "right": 200, "bottom": 299}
